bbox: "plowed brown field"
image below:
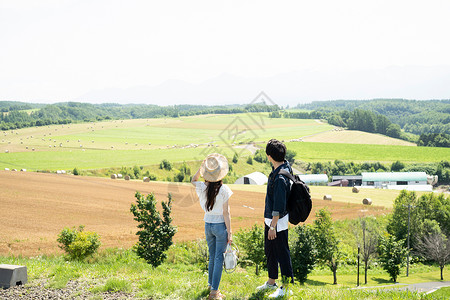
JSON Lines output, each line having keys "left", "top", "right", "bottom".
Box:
{"left": 0, "top": 171, "right": 389, "bottom": 256}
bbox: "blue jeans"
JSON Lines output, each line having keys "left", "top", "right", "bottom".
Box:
{"left": 205, "top": 222, "right": 228, "bottom": 291}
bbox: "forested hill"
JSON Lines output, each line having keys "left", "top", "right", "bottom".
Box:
{"left": 0, "top": 102, "right": 278, "bottom": 130}
{"left": 295, "top": 99, "right": 450, "bottom": 135}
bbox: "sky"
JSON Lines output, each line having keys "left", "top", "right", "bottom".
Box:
{"left": 1, "top": 0, "right": 450, "bottom": 105}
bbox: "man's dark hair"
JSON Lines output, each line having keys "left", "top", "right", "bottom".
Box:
{"left": 266, "top": 139, "right": 286, "bottom": 162}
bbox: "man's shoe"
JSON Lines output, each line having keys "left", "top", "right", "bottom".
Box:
{"left": 256, "top": 281, "right": 278, "bottom": 291}
{"left": 268, "top": 287, "right": 292, "bottom": 298}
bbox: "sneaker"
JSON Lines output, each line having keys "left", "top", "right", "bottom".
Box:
{"left": 268, "top": 287, "right": 292, "bottom": 298}
{"left": 256, "top": 281, "right": 278, "bottom": 291}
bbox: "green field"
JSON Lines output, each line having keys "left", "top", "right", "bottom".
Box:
{"left": 1, "top": 113, "right": 449, "bottom": 171}
{"left": 286, "top": 142, "right": 450, "bottom": 163}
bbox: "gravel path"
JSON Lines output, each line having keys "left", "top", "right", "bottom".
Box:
{"left": 0, "top": 279, "right": 137, "bottom": 300}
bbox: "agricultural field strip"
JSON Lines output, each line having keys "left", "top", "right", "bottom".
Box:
{"left": 0, "top": 171, "right": 389, "bottom": 256}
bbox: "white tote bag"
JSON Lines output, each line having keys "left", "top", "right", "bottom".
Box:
{"left": 223, "top": 243, "right": 239, "bottom": 273}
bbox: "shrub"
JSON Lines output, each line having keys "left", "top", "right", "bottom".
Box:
{"left": 377, "top": 234, "right": 407, "bottom": 282}
{"left": 57, "top": 225, "right": 101, "bottom": 260}
{"left": 232, "top": 153, "right": 238, "bottom": 164}
{"left": 130, "top": 192, "right": 177, "bottom": 267}
{"left": 246, "top": 156, "right": 253, "bottom": 165}
{"left": 73, "top": 167, "right": 80, "bottom": 176}
{"left": 160, "top": 159, "right": 173, "bottom": 171}
{"left": 235, "top": 224, "right": 265, "bottom": 275}
{"left": 291, "top": 224, "right": 317, "bottom": 284}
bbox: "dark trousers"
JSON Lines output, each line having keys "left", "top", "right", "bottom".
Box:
{"left": 264, "top": 224, "right": 294, "bottom": 284}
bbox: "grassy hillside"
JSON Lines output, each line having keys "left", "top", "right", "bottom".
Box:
{"left": 1, "top": 113, "right": 448, "bottom": 172}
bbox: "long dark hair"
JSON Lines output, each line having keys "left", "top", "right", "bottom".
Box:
{"left": 205, "top": 180, "right": 223, "bottom": 211}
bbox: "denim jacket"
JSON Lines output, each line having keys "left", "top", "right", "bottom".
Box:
{"left": 264, "top": 160, "right": 292, "bottom": 219}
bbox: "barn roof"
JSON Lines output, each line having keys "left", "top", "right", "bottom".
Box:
{"left": 362, "top": 172, "right": 428, "bottom": 182}
{"left": 298, "top": 174, "right": 329, "bottom": 183}
{"left": 235, "top": 172, "right": 268, "bottom": 185}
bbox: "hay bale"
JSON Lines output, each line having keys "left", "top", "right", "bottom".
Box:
{"left": 61, "top": 170, "right": 66, "bottom": 174}
{"left": 11, "top": 169, "right": 17, "bottom": 171}
{"left": 143, "top": 177, "right": 150, "bottom": 182}
{"left": 117, "top": 174, "right": 123, "bottom": 179}
{"left": 352, "top": 187, "right": 360, "bottom": 193}
{"left": 4, "top": 168, "right": 9, "bottom": 171}
{"left": 56, "top": 170, "right": 62, "bottom": 174}
{"left": 124, "top": 175, "right": 130, "bottom": 181}
{"left": 32, "top": 148, "right": 35, "bottom": 151}
{"left": 323, "top": 195, "right": 332, "bottom": 201}
{"left": 20, "top": 169, "right": 26, "bottom": 172}
{"left": 111, "top": 174, "right": 117, "bottom": 179}
{"left": 5, "top": 150, "right": 9, "bottom": 153}
{"left": 363, "top": 198, "right": 372, "bottom": 205}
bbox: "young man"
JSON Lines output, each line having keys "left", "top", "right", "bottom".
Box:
{"left": 257, "top": 139, "right": 294, "bottom": 298}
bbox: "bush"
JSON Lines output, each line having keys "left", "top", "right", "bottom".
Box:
{"left": 235, "top": 224, "right": 265, "bottom": 275}
{"left": 291, "top": 224, "right": 317, "bottom": 284}
{"left": 377, "top": 234, "right": 407, "bottom": 282}
{"left": 57, "top": 225, "right": 101, "bottom": 260}
{"left": 130, "top": 192, "right": 177, "bottom": 267}
{"left": 160, "top": 159, "right": 173, "bottom": 171}
{"left": 232, "top": 153, "right": 238, "bottom": 164}
{"left": 73, "top": 168, "right": 80, "bottom": 176}
{"left": 246, "top": 156, "right": 253, "bottom": 165}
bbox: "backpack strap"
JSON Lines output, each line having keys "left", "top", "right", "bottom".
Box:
{"left": 278, "top": 169, "right": 295, "bottom": 182}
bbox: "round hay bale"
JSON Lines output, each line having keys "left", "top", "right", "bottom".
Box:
{"left": 363, "top": 198, "right": 372, "bottom": 205}
{"left": 20, "top": 169, "right": 26, "bottom": 172}
{"left": 5, "top": 150, "right": 9, "bottom": 153}
{"left": 32, "top": 148, "right": 35, "bottom": 151}
{"left": 4, "top": 168, "right": 9, "bottom": 171}
{"left": 143, "top": 177, "right": 150, "bottom": 182}
{"left": 323, "top": 195, "right": 332, "bottom": 201}
{"left": 124, "top": 175, "right": 130, "bottom": 181}
{"left": 56, "top": 170, "right": 62, "bottom": 174}
{"left": 11, "top": 169, "right": 17, "bottom": 171}
{"left": 117, "top": 174, "right": 123, "bottom": 179}
{"left": 352, "top": 187, "right": 360, "bottom": 193}
{"left": 111, "top": 174, "right": 117, "bottom": 179}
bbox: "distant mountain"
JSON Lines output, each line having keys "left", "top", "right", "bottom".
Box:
{"left": 75, "top": 66, "right": 450, "bottom": 106}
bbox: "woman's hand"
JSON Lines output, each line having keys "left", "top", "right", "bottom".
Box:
{"left": 228, "top": 232, "right": 232, "bottom": 244}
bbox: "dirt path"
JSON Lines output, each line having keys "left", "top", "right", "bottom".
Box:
{"left": 0, "top": 171, "right": 388, "bottom": 256}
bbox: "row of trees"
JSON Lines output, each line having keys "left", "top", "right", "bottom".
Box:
{"left": 295, "top": 99, "right": 450, "bottom": 136}
{"left": 0, "top": 102, "right": 279, "bottom": 130}
{"left": 236, "top": 191, "right": 449, "bottom": 285}
{"left": 418, "top": 133, "right": 450, "bottom": 147}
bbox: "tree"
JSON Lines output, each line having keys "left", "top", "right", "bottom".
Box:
{"left": 377, "top": 234, "right": 407, "bottom": 283}
{"left": 391, "top": 160, "right": 405, "bottom": 172}
{"left": 285, "top": 150, "right": 297, "bottom": 165}
{"left": 247, "top": 156, "right": 253, "bottom": 165}
{"left": 313, "top": 208, "right": 341, "bottom": 284}
{"left": 291, "top": 224, "right": 317, "bottom": 284}
{"left": 354, "top": 217, "right": 379, "bottom": 284}
{"left": 415, "top": 233, "right": 450, "bottom": 280}
{"left": 130, "top": 192, "right": 177, "bottom": 267}
{"left": 235, "top": 224, "right": 265, "bottom": 275}
{"left": 232, "top": 153, "right": 238, "bottom": 163}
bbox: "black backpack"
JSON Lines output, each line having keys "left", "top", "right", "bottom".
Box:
{"left": 278, "top": 170, "right": 312, "bottom": 225}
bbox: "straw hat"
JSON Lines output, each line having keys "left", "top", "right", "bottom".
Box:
{"left": 200, "top": 153, "right": 229, "bottom": 182}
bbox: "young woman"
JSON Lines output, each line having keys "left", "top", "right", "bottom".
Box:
{"left": 191, "top": 153, "right": 233, "bottom": 300}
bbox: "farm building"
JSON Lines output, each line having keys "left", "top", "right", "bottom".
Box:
{"left": 361, "top": 172, "right": 432, "bottom": 191}
{"left": 331, "top": 175, "right": 362, "bottom": 187}
{"left": 234, "top": 172, "right": 268, "bottom": 185}
{"left": 298, "top": 174, "right": 328, "bottom": 186}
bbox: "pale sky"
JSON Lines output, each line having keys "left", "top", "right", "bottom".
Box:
{"left": 1, "top": 0, "right": 450, "bottom": 104}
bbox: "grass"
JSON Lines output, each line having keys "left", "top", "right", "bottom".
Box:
{"left": 2, "top": 113, "right": 446, "bottom": 171}
{"left": 0, "top": 248, "right": 447, "bottom": 299}
{"left": 286, "top": 142, "right": 450, "bottom": 163}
